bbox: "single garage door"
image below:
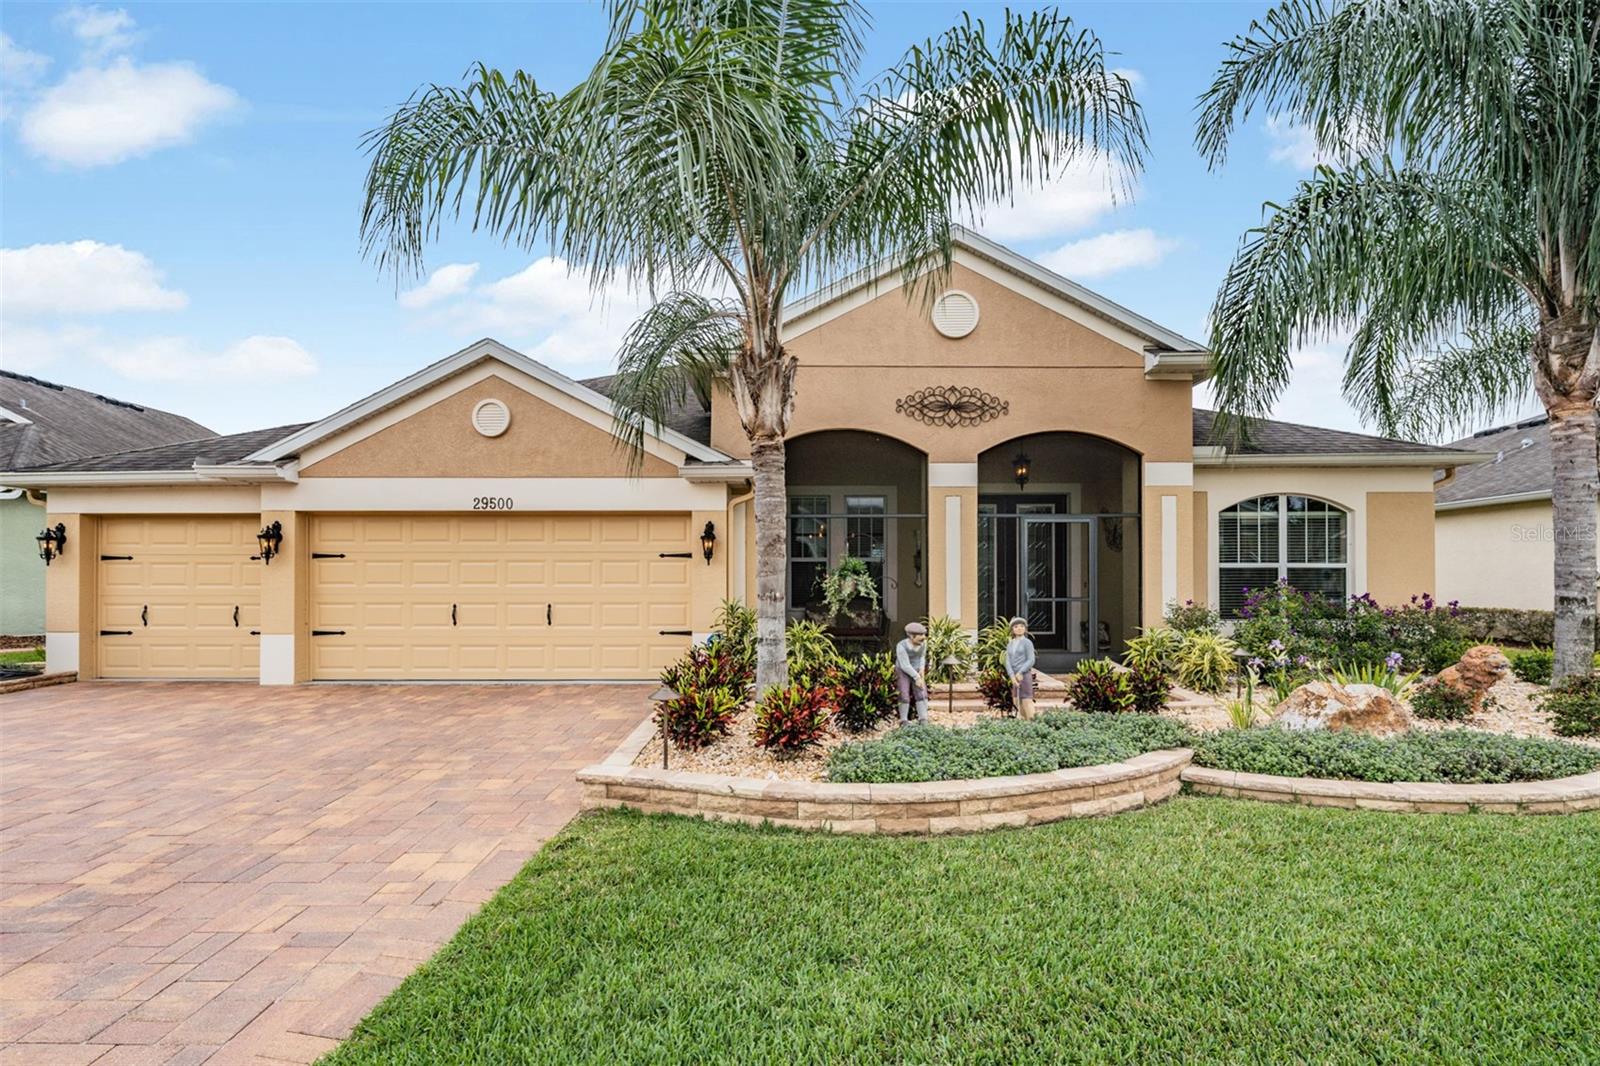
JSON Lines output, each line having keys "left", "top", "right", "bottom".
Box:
{"left": 308, "top": 513, "right": 693, "bottom": 680}
{"left": 97, "top": 516, "right": 261, "bottom": 679}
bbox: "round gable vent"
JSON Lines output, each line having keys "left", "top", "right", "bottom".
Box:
{"left": 931, "top": 290, "right": 980, "bottom": 338}
{"left": 472, "top": 398, "right": 511, "bottom": 438}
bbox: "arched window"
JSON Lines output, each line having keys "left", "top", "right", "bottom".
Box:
{"left": 1218, "top": 495, "right": 1348, "bottom": 618}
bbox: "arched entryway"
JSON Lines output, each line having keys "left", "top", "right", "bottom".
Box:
{"left": 977, "top": 433, "right": 1141, "bottom": 669}
{"left": 785, "top": 430, "right": 929, "bottom": 640}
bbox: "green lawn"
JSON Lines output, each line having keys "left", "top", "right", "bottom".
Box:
{"left": 0, "top": 647, "right": 43, "bottom": 665}
{"left": 324, "top": 800, "right": 1600, "bottom": 1065}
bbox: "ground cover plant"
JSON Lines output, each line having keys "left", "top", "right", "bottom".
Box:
{"left": 322, "top": 802, "right": 1600, "bottom": 1065}
{"left": 1192, "top": 727, "right": 1600, "bottom": 785}
{"left": 825, "top": 712, "right": 1189, "bottom": 784}
{"left": 1408, "top": 679, "right": 1474, "bottom": 721}
{"left": 0, "top": 647, "right": 44, "bottom": 665}
{"left": 1541, "top": 674, "right": 1600, "bottom": 738}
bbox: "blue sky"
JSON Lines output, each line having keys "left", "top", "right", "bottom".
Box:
{"left": 1, "top": 1, "right": 1441, "bottom": 437}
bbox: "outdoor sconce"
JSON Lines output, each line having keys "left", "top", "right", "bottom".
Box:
{"left": 700, "top": 521, "right": 717, "bottom": 565}
{"left": 256, "top": 520, "right": 284, "bottom": 565}
{"left": 36, "top": 523, "right": 66, "bottom": 565}
{"left": 1013, "top": 452, "right": 1031, "bottom": 491}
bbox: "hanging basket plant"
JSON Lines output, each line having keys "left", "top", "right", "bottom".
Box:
{"left": 820, "top": 556, "right": 881, "bottom": 620}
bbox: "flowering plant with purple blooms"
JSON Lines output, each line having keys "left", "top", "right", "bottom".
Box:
{"left": 1235, "top": 584, "right": 1469, "bottom": 676}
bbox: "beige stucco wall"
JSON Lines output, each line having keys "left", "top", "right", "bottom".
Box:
{"left": 1194, "top": 465, "right": 1439, "bottom": 608}
{"left": 1436, "top": 498, "right": 1600, "bottom": 610}
{"left": 43, "top": 513, "right": 96, "bottom": 677}
{"left": 301, "top": 374, "right": 677, "bottom": 479}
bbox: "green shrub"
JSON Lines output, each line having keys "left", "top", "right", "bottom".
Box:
{"left": 1409, "top": 680, "right": 1473, "bottom": 721}
{"left": 1175, "top": 630, "right": 1236, "bottom": 695}
{"left": 785, "top": 620, "right": 840, "bottom": 687}
{"left": 1124, "top": 627, "right": 1182, "bottom": 676}
{"left": 922, "top": 615, "right": 974, "bottom": 684}
{"left": 1510, "top": 647, "right": 1554, "bottom": 685}
{"left": 826, "top": 712, "right": 1191, "bottom": 783}
{"left": 1191, "top": 727, "right": 1600, "bottom": 784}
{"left": 1234, "top": 584, "right": 1468, "bottom": 673}
{"left": 710, "top": 599, "right": 757, "bottom": 673}
{"left": 654, "top": 686, "right": 741, "bottom": 751}
{"left": 1325, "top": 660, "right": 1421, "bottom": 699}
{"left": 1541, "top": 674, "right": 1600, "bottom": 737}
{"left": 835, "top": 652, "right": 896, "bottom": 733}
{"left": 1068, "top": 659, "right": 1131, "bottom": 713}
{"left": 753, "top": 684, "right": 833, "bottom": 753}
{"left": 820, "top": 557, "right": 880, "bottom": 619}
{"left": 1164, "top": 599, "right": 1220, "bottom": 633}
{"left": 975, "top": 618, "right": 1013, "bottom": 674}
{"left": 976, "top": 666, "right": 1016, "bottom": 714}
{"left": 1126, "top": 662, "right": 1171, "bottom": 713}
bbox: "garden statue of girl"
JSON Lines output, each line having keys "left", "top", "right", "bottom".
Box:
{"left": 893, "top": 621, "right": 929, "bottom": 725}
{"left": 1006, "top": 616, "right": 1037, "bottom": 719}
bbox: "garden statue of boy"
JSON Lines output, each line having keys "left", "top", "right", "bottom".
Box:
{"left": 894, "top": 621, "right": 929, "bottom": 725}
{"left": 1006, "top": 616, "right": 1037, "bottom": 719}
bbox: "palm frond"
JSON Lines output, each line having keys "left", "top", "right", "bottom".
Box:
{"left": 1375, "top": 318, "right": 1538, "bottom": 441}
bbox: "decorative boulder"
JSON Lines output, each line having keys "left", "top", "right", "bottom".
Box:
{"left": 1271, "top": 682, "right": 1413, "bottom": 736}
{"left": 1432, "top": 644, "right": 1511, "bottom": 714}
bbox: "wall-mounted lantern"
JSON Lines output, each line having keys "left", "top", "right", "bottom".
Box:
{"left": 36, "top": 523, "right": 66, "bottom": 565}
{"left": 700, "top": 521, "right": 717, "bottom": 565}
{"left": 1012, "top": 452, "right": 1031, "bottom": 491}
{"left": 256, "top": 520, "right": 284, "bottom": 565}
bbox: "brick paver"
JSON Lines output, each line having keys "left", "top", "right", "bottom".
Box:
{"left": 0, "top": 682, "right": 645, "bottom": 1064}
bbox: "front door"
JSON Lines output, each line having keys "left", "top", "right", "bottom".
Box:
{"left": 1020, "top": 514, "right": 1096, "bottom": 669}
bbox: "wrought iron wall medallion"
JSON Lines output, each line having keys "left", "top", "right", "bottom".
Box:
{"left": 895, "top": 385, "right": 1009, "bottom": 428}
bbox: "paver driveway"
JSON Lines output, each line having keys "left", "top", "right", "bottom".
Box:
{"left": 0, "top": 681, "right": 646, "bottom": 1065}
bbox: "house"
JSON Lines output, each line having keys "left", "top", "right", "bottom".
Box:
{"left": 0, "top": 371, "right": 214, "bottom": 638}
{"left": 1435, "top": 415, "right": 1600, "bottom": 610}
{"left": 1, "top": 229, "right": 1485, "bottom": 683}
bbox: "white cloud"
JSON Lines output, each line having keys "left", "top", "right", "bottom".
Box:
{"left": 1, "top": 241, "right": 188, "bottom": 315}
{"left": 93, "top": 332, "right": 319, "bottom": 381}
{"left": 59, "top": 5, "right": 138, "bottom": 59}
{"left": 1036, "top": 228, "right": 1177, "bottom": 279}
{"left": 1264, "top": 116, "right": 1325, "bottom": 170}
{"left": 1, "top": 33, "right": 50, "bottom": 86}
{"left": 1110, "top": 67, "right": 1143, "bottom": 87}
{"left": 970, "top": 155, "right": 1128, "bottom": 242}
{"left": 398, "top": 262, "right": 480, "bottom": 309}
{"left": 20, "top": 57, "right": 239, "bottom": 167}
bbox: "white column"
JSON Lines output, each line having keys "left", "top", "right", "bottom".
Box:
{"left": 46, "top": 632, "right": 79, "bottom": 674}
{"left": 1160, "top": 495, "right": 1178, "bottom": 608}
{"left": 944, "top": 495, "right": 962, "bottom": 619}
{"left": 260, "top": 634, "right": 296, "bottom": 685}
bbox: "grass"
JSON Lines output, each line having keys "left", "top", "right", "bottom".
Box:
{"left": 322, "top": 801, "right": 1600, "bottom": 1065}
{"left": 0, "top": 647, "right": 43, "bottom": 665}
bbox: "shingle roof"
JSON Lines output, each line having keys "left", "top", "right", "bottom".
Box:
{"left": 1192, "top": 409, "right": 1474, "bottom": 457}
{"left": 0, "top": 370, "right": 216, "bottom": 470}
{"left": 1436, "top": 416, "right": 1559, "bottom": 506}
{"left": 20, "top": 424, "right": 312, "bottom": 473}
{"left": 580, "top": 374, "right": 712, "bottom": 445}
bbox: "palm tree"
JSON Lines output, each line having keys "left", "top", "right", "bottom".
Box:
{"left": 1195, "top": 0, "right": 1598, "bottom": 681}
{"left": 360, "top": 0, "right": 1145, "bottom": 689}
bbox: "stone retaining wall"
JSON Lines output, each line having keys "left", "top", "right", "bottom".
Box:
{"left": 578, "top": 748, "right": 1192, "bottom": 834}
{"left": 0, "top": 671, "right": 75, "bottom": 697}
{"left": 1181, "top": 765, "right": 1600, "bottom": 814}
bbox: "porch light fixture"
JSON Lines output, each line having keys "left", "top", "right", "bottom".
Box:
{"left": 700, "top": 521, "right": 717, "bottom": 565}
{"left": 256, "top": 521, "right": 284, "bottom": 565}
{"left": 1013, "top": 452, "right": 1031, "bottom": 491}
{"left": 651, "top": 684, "right": 680, "bottom": 768}
{"left": 36, "top": 523, "right": 66, "bottom": 565}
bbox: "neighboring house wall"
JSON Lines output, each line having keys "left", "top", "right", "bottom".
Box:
{"left": 1193, "top": 465, "right": 1439, "bottom": 609}
{"left": 0, "top": 492, "right": 47, "bottom": 635}
{"left": 1436, "top": 499, "right": 1600, "bottom": 610}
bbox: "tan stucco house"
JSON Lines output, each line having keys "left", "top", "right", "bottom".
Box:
{"left": 1436, "top": 415, "right": 1600, "bottom": 611}
{"left": 2, "top": 230, "right": 1484, "bottom": 683}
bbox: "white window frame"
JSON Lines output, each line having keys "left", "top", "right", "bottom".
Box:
{"left": 1217, "top": 494, "right": 1349, "bottom": 618}
{"left": 786, "top": 485, "right": 897, "bottom": 619}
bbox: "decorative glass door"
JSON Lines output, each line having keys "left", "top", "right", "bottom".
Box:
{"left": 1020, "top": 514, "right": 1095, "bottom": 660}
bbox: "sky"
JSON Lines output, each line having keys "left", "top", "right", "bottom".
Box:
{"left": 0, "top": 1, "right": 1530, "bottom": 438}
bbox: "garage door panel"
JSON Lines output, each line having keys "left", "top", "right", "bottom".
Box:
{"left": 309, "top": 512, "right": 692, "bottom": 680}
{"left": 97, "top": 516, "right": 260, "bottom": 679}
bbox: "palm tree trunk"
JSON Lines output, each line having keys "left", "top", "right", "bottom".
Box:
{"left": 750, "top": 435, "right": 789, "bottom": 692}
{"left": 1549, "top": 398, "right": 1598, "bottom": 681}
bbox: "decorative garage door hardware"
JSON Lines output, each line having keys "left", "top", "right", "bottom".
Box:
{"left": 452, "top": 604, "right": 457, "bottom": 626}
{"left": 100, "top": 630, "right": 133, "bottom": 636}
{"left": 233, "top": 606, "right": 240, "bottom": 627}
{"left": 659, "top": 629, "right": 692, "bottom": 636}
{"left": 311, "top": 629, "right": 346, "bottom": 637}
{"left": 141, "top": 605, "right": 148, "bottom": 627}
{"left": 100, "top": 554, "right": 133, "bottom": 561}
{"left": 311, "top": 552, "right": 345, "bottom": 559}
{"left": 895, "top": 385, "right": 1009, "bottom": 427}
{"left": 547, "top": 604, "right": 553, "bottom": 625}
{"left": 658, "top": 551, "right": 693, "bottom": 559}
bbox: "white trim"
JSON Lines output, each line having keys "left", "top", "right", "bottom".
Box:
{"left": 1144, "top": 462, "right": 1194, "bottom": 488}
{"left": 1143, "top": 350, "right": 1212, "bottom": 381}
{"left": 0, "top": 487, "right": 23, "bottom": 500}
{"left": 928, "top": 462, "right": 979, "bottom": 488}
{"left": 1435, "top": 489, "right": 1553, "bottom": 512}
{"left": 0, "top": 468, "right": 278, "bottom": 488}
{"left": 260, "top": 635, "right": 295, "bottom": 685}
{"left": 678, "top": 461, "right": 753, "bottom": 483}
{"left": 1160, "top": 496, "right": 1178, "bottom": 608}
{"left": 259, "top": 476, "right": 726, "bottom": 512}
{"left": 0, "top": 404, "right": 33, "bottom": 425}
{"left": 244, "top": 338, "right": 729, "bottom": 465}
{"left": 46, "top": 632, "right": 78, "bottom": 674}
{"left": 1197, "top": 452, "right": 1490, "bottom": 468}
{"left": 944, "top": 495, "right": 962, "bottom": 618}
{"left": 782, "top": 226, "right": 1206, "bottom": 355}
{"left": 730, "top": 498, "right": 748, "bottom": 603}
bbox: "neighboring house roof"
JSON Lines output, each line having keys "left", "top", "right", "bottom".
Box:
{"left": 1436, "top": 416, "right": 1567, "bottom": 509}
{"left": 579, "top": 374, "right": 712, "bottom": 446}
{"left": 0, "top": 370, "right": 216, "bottom": 471}
{"left": 1192, "top": 409, "right": 1483, "bottom": 466}
{"left": 18, "top": 424, "right": 312, "bottom": 474}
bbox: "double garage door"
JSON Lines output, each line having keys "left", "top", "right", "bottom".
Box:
{"left": 95, "top": 512, "right": 692, "bottom": 681}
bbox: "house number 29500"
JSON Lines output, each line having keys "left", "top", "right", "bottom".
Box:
{"left": 472, "top": 496, "right": 515, "bottom": 510}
